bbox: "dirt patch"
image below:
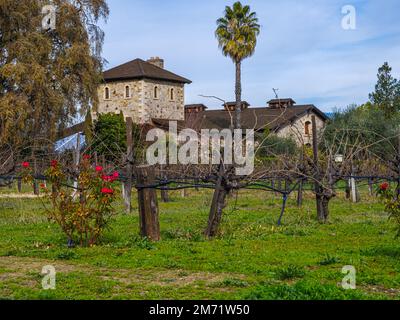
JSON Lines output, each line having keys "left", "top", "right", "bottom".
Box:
{"left": 361, "top": 285, "right": 400, "bottom": 298}
{"left": 0, "top": 256, "right": 245, "bottom": 289}
{"left": 0, "top": 194, "right": 44, "bottom": 199}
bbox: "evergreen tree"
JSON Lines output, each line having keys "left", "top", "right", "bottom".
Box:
{"left": 369, "top": 62, "right": 400, "bottom": 118}
{"left": 84, "top": 109, "right": 94, "bottom": 146}
{"left": 92, "top": 112, "right": 127, "bottom": 161}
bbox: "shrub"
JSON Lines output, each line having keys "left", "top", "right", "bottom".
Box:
{"left": 318, "top": 254, "right": 340, "bottom": 266}
{"left": 275, "top": 265, "right": 306, "bottom": 280}
{"left": 41, "top": 156, "right": 118, "bottom": 247}
{"left": 92, "top": 112, "right": 127, "bottom": 161}
{"left": 377, "top": 182, "right": 400, "bottom": 237}
{"left": 256, "top": 132, "right": 298, "bottom": 158}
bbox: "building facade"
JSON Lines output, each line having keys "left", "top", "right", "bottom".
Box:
{"left": 92, "top": 57, "right": 327, "bottom": 147}
{"left": 95, "top": 57, "right": 191, "bottom": 124}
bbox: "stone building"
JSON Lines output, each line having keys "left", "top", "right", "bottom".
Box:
{"left": 182, "top": 98, "right": 328, "bottom": 146}
{"left": 94, "top": 57, "right": 192, "bottom": 124}
{"left": 87, "top": 56, "right": 328, "bottom": 147}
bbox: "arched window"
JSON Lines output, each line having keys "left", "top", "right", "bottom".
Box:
{"left": 305, "top": 121, "right": 311, "bottom": 135}
{"left": 125, "top": 85, "right": 130, "bottom": 98}
{"left": 104, "top": 87, "right": 110, "bottom": 100}
{"left": 170, "top": 88, "right": 174, "bottom": 101}
{"left": 154, "top": 86, "right": 159, "bottom": 99}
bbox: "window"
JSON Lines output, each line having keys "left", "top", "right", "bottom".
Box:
{"left": 154, "top": 86, "right": 159, "bottom": 99}
{"left": 305, "top": 121, "right": 311, "bottom": 135}
{"left": 125, "top": 85, "right": 131, "bottom": 98}
{"left": 104, "top": 87, "right": 110, "bottom": 100}
{"left": 170, "top": 88, "right": 174, "bottom": 101}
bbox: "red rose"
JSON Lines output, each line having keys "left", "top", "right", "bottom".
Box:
{"left": 112, "top": 172, "right": 119, "bottom": 179}
{"left": 22, "top": 162, "right": 30, "bottom": 168}
{"left": 83, "top": 155, "right": 91, "bottom": 160}
{"left": 101, "top": 187, "right": 114, "bottom": 195}
{"left": 51, "top": 160, "right": 58, "bottom": 167}
{"left": 102, "top": 173, "right": 118, "bottom": 183}
{"left": 380, "top": 182, "right": 389, "bottom": 191}
{"left": 101, "top": 175, "right": 112, "bottom": 182}
{"left": 95, "top": 166, "right": 103, "bottom": 172}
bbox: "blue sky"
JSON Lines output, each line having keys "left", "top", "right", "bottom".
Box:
{"left": 99, "top": 0, "right": 400, "bottom": 112}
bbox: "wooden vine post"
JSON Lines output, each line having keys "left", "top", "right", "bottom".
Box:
{"left": 124, "top": 117, "right": 134, "bottom": 214}
{"left": 33, "top": 158, "right": 39, "bottom": 195}
{"left": 312, "top": 116, "right": 324, "bottom": 222}
{"left": 17, "top": 178, "right": 22, "bottom": 193}
{"left": 297, "top": 149, "right": 304, "bottom": 207}
{"left": 160, "top": 165, "right": 169, "bottom": 203}
{"left": 72, "top": 133, "right": 81, "bottom": 199}
{"left": 137, "top": 165, "right": 160, "bottom": 241}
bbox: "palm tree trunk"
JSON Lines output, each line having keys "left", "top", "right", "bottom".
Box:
{"left": 235, "top": 60, "right": 242, "bottom": 130}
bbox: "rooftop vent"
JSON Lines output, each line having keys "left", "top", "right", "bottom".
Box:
{"left": 185, "top": 104, "right": 208, "bottom": 113}
{"left": 223, "top": 101, "right": 250, "bottom": 112}
{"left": 267, "top": 98, "right": 296, "bottom": 109}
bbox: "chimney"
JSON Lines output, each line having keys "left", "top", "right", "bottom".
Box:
{"left": 267, "top": 98, "right": 296, "bottom": 109}
{"left": 185, "top": 104, "right": 208, "bottom": 114}
{"left": 223, "top": 101, "right": 250, "bottom": 112}
{"left": 147, "top": 56, "right": 164, "bottom": 69}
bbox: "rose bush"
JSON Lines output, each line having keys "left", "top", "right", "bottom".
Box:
{"left": 41, "top": 156, "right": 119, "bottom": 247}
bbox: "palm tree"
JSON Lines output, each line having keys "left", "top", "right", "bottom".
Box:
{"left": 204, "top": 3, "right": 260, "bottom": 238}
{"left": 215, "top": 1, "right": 260, "bottom": 129}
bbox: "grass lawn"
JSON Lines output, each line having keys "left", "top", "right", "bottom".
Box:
{"left": 0, "top": 185, "right": 399, "bottom": 300}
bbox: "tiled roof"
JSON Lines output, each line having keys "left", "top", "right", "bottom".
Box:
{"left": 103, "top": 59, "right": 192, "bottom": 84}
{"left": 183, "top": 105, "right": 328, "bottom": 132}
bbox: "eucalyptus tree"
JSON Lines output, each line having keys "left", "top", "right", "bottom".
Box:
{"left": 0, "top": 0, "right": 109, "bottom": 156}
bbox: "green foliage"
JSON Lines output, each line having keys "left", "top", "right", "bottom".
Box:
{"left": 318, "top": 254, "right": 340, "bottom": 266}
{"left": 84, "top": 110, "right": 94, "bottom": 146}
{"left": 215, "top": 1, "right": 260, "bottom": 128}
{"left": 134, "top": 237, "right": 156, "bottom": 250}
{"left": 0, "top": 0, "right": 109, "bottom": 148}
{"left": 243, "top": 281, "right": 374, "bottom": 300}
{"left": 57, "top": 251, "right": 80, "bottom": 260}
{"left": 0, "top": 188, "right": 399, "bottom": 299}
{"left": 378, "top": 183, "right": 400, "bottom": 238}
{"left": 322, "top": 104, "right": 399, "bottom": 161}
{"left": 215, "top": 2, "right": 261, "bottom": 63}
{"left": 92, "top": 112, "right": 127, "bottom": 161}
{"left": 257, "top": 133, "right": 298, "bottom": 158}
{"left": 369, "top": 62, "right": 400, "bottom": 119}
{"left": 275, "top": 265, "right": 306, "bottom": 280}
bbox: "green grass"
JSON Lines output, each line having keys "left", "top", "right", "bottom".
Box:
{"left": 0, "top": 184, "right": 399, "bottom": 300}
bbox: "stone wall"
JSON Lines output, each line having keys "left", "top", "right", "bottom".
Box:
{"left": 95, "top": 79, "right": 185, "bottom": 124}
{"left": 96, "top": 80, "right": 143, "bottom": 123}
{"left": 276, "top": 112, "right": 325, "bottom": 146}
{"left": 142, "top": 79, "right": 184, "bottom": 122}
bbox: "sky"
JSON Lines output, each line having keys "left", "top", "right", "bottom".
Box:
{"left": 99, "top": 0, "right": 400, "bottom": 112}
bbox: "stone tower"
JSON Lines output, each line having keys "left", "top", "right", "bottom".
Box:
{"left": 95, "top": 57, "right": 191, "bottom": 124}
